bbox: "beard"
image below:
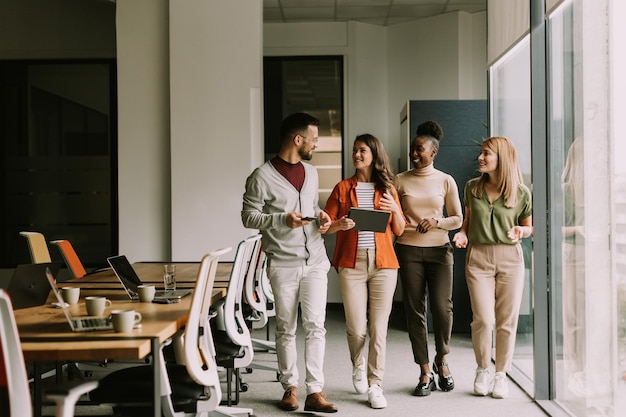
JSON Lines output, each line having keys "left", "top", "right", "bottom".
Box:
{"left": 299, "top": 146, "right": 313, "bottom": 161}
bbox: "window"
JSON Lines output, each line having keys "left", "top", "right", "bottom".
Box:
{"left": 263, "top": 56, "right": 343, "bottom": 208}
{"left": 0, "top": 61, "right": 117, "bottom": 267}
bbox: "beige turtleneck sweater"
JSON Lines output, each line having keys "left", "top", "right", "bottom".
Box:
{"left": 395, "top": 164, "right": 463, "bottom": 247}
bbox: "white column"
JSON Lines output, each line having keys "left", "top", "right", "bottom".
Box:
{"left": 116, "top": 0, "right": 171, "bottom": 261}
{"left": 169, "top": 0, "right": 263, "bottom": 261}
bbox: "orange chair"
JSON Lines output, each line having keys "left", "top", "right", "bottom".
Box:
{"left": 19, "top": 231, "right": 52, "bottom": 264}
{"left": 50, "top": 240, "right": 87, "bottom": 279}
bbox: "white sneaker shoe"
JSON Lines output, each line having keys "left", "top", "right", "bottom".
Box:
{"left": 474, "top": 367, "right": 492, "bottom": 396}
{"left": 352, "top": 363, "right": 368, "bottom": 394}
{"left": 492, "top": 372, "right": 509, "bottom": 399}
{"left": 367, "top": 384, "right": 387, "bottom": 409}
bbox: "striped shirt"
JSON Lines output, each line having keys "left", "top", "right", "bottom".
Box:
{"left": 356, "top": 182, "right": 375, "bottom": 248}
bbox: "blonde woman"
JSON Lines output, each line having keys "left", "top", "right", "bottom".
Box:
{"left": 452, "top": 137, "right": 532, "bottom": 399}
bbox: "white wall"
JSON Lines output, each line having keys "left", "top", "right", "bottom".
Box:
{"left": 169, "top": 0, "right": 262, "bottom": 261}
{"left": 116, "top": 0, "right": 171, "bottom": 262}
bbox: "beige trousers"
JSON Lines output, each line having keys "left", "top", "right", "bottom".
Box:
{"left": 465, "top": 243, "right": 525, "bottom": 372}
{"left": 339, "top": 248, "right": 397, "bottom": 386}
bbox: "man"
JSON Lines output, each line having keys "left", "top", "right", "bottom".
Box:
{"left": 241, "top": 112, "right": 337, "bottom": 413}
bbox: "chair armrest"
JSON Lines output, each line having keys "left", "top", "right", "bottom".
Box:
{"left": 45, "top": 380, "right": 99, "bottom": 417}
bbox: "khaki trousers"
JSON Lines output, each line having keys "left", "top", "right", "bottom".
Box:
{"left": 465, "top": 243, "right": 525, "bottom": 372}
{"left": 339, "top": 248, "right": 397, "bottom": 386}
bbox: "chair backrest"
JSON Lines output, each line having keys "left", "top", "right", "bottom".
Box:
{"left": 50, "top": 240, "right": 87, "bottom": 279}
{"left": 182, "top": 246, "right": 231, "bottom": 413}
{"left": 243, "top": 242, "right": 269, "bottom": 329}
{"left": 216, "top": 234, "right": 261, "bottom": 367}
{"left": 0, "top": 290, "right": 33, "bottom": 416}
{"left": 19, "top": 231, "right": 52, "bottom": 264}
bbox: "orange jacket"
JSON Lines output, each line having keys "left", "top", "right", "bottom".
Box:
{"left": 324, "top": 176, "right": 404, "bottom": 271}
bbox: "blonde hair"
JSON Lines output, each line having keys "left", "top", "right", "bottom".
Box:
{"left": 471, "top": 136, "right": 524, "bottom": 208}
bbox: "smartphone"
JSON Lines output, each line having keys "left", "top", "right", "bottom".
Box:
{"left": 152, "top": 298, "right": 180, "bottom": 304}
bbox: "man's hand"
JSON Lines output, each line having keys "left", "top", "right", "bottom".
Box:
{"left": 318, "top": 211, "right": 332, "bottom": 234}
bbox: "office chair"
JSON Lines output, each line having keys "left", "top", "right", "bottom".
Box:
{"left": 242, "top": 246, "right": 278, "bottom": 377}
{"left": 50, "top": 240, "right": 88, "bottom": 279}
{"left": 0, "top": 290, "right": 98, "bottom": 417}
{"left": 212, "top": 234, "right": 261, "bottom": 406}
{"left": 19, "top": 231, "right": 52, "bottom": 264}
{"left": 90, "top": 247, "right": 253, "bottom": 417}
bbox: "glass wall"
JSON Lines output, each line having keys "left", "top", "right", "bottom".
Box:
{"left": 489, "top": 36, "right": 534, "bottom": 385}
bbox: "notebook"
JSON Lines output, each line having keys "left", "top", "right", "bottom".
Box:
{"left": 7, "top": 263, "right": 61, "bottom": 309}
{"left": 45, "top": 267, "right": 113, "bottom": 332}
{"left": 106, "top": 255, "right": 192, "bottom": 300}
{"left": 347, "top": 207, "right": 391, "bottom": 233}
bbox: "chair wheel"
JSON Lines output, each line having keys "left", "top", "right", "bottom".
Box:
{"left": 84, "top": 371, "right": 93, "bottom": 377}
{"left": 246, "top": 367, "right": 253, "bottom": 373}
{"left": 241, "top": 383, "right": 249, "bottom": 392}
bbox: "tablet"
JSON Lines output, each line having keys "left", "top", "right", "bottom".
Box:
{"left": 347, "top": 207, "right": 390, "bottom": 233}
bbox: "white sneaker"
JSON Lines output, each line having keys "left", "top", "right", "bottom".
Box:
{"left": 473, "top": 367, "right": 492, "bottom": 396}
{"left": 492, "top": 372, "right": 509, "bottom": 399}
{"left": 367, "top": 384, "right": 387, "bottom": 409}
{"left": 352, "top": 363, "right": 368, "bottom": 394}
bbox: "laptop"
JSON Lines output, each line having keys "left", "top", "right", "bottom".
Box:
{"left": 45, "top": 267, "right": 113, "bottom": 332}
{"left": 106, "top": 255, "right": 192, "bottom": 301}
{"left": 347, "top": 207, "right": 391, "bottom": 233}
{"left": 7, "top": 262, "right": 61, "bottom": 309}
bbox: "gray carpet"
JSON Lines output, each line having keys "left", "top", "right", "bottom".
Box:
{"left": 42, "top": 304, "right": 548, "bottom": 417}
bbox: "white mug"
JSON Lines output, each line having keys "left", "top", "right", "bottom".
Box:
{"left": 137, "top": 285, "right": 156, "bottom": 302}
{"left": 110, "top": 309, "right": 142, "bottom": 333}
{"left": 85, "top": 296, "right": 112, "bottom": 316}
{"left": 61, "top": 287, "right": 80, "bottom": 305}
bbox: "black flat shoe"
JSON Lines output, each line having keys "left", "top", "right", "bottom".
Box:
{"left": 433, "top": 361, "right": 455, "bottom": 392}
{"left": 413, "top": 373, "right": 436, "bottom": 396}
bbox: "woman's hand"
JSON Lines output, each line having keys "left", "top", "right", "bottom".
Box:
{"left": 336, "top": 215, "right": 355, "bottom": 231}
{"left": 380, "top": 191, "right": 401, "bottom": 214}
{"left": 416, "top": 218, "right": 437, "bottom": 233}
{"left": 452, "top": 231, "right": 468, "bottom": 248}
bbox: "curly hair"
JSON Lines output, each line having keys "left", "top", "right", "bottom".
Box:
{"left": 415, "top": 120, "right": 444, "bottom": 141}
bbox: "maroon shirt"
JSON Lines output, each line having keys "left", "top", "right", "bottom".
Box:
{"left": 270, "top": 156, "right": 305, "bottom": 192}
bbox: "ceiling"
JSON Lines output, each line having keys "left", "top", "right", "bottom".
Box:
{"left": 263, "top": 0, "right": 487, "bottom": 26}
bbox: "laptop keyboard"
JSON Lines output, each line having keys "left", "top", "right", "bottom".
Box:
{"left": 76, "top": 317, "right": 112, "bottom": 330}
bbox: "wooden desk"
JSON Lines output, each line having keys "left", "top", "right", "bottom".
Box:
{"left": 15, "top": 266, "right": 226, "bottom": 417}
{"left": 61, "top": 262, "right": 232, "bottom": 289}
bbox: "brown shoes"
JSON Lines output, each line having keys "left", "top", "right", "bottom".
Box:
{"left": 280, "top": 386, "right": 299, "bottom": 411}
{"left": 304, "top": 391, "right": 338, "bottom": 413}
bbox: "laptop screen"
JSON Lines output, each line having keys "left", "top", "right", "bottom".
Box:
{"left": 106, "top": 255, "right": 143, "bottom": 298}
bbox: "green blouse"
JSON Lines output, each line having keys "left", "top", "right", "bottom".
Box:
{"left": 463, "top": 177, "right": 532, "bottom": 244}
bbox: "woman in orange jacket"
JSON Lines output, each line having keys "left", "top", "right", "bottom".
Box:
{"left": 324, "top": 133, "right": 405, "bottom": 409}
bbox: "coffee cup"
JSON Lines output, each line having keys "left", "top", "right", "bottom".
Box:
{"left": 110, "top": 309, "right": 142, "bottom": 333}
{"left": 137, "top": 285, "right": 156, "bottom": 302}
{"left": 85, "top": 296, "right": 112, "bottom": 316}
{"left": 61, "top": 287, "right": 80, "bottom": 305}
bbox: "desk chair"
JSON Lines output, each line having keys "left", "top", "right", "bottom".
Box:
{"left": 0, "top": 290, "right": 98, "bottom": 417}
{"left": 212, "top": 234, "right": 261, "bottom": 406}
{"left": 90, "top": 247, "right": 253, "bottom": 417}
{"left": 50, "top": 240, "right": 87, "bottom": 279}
{"left": 242, "top": 246, "right": 278, "bottom": 377}
{"left": 19, "top": 231, "right": 52, "bottom": 264}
